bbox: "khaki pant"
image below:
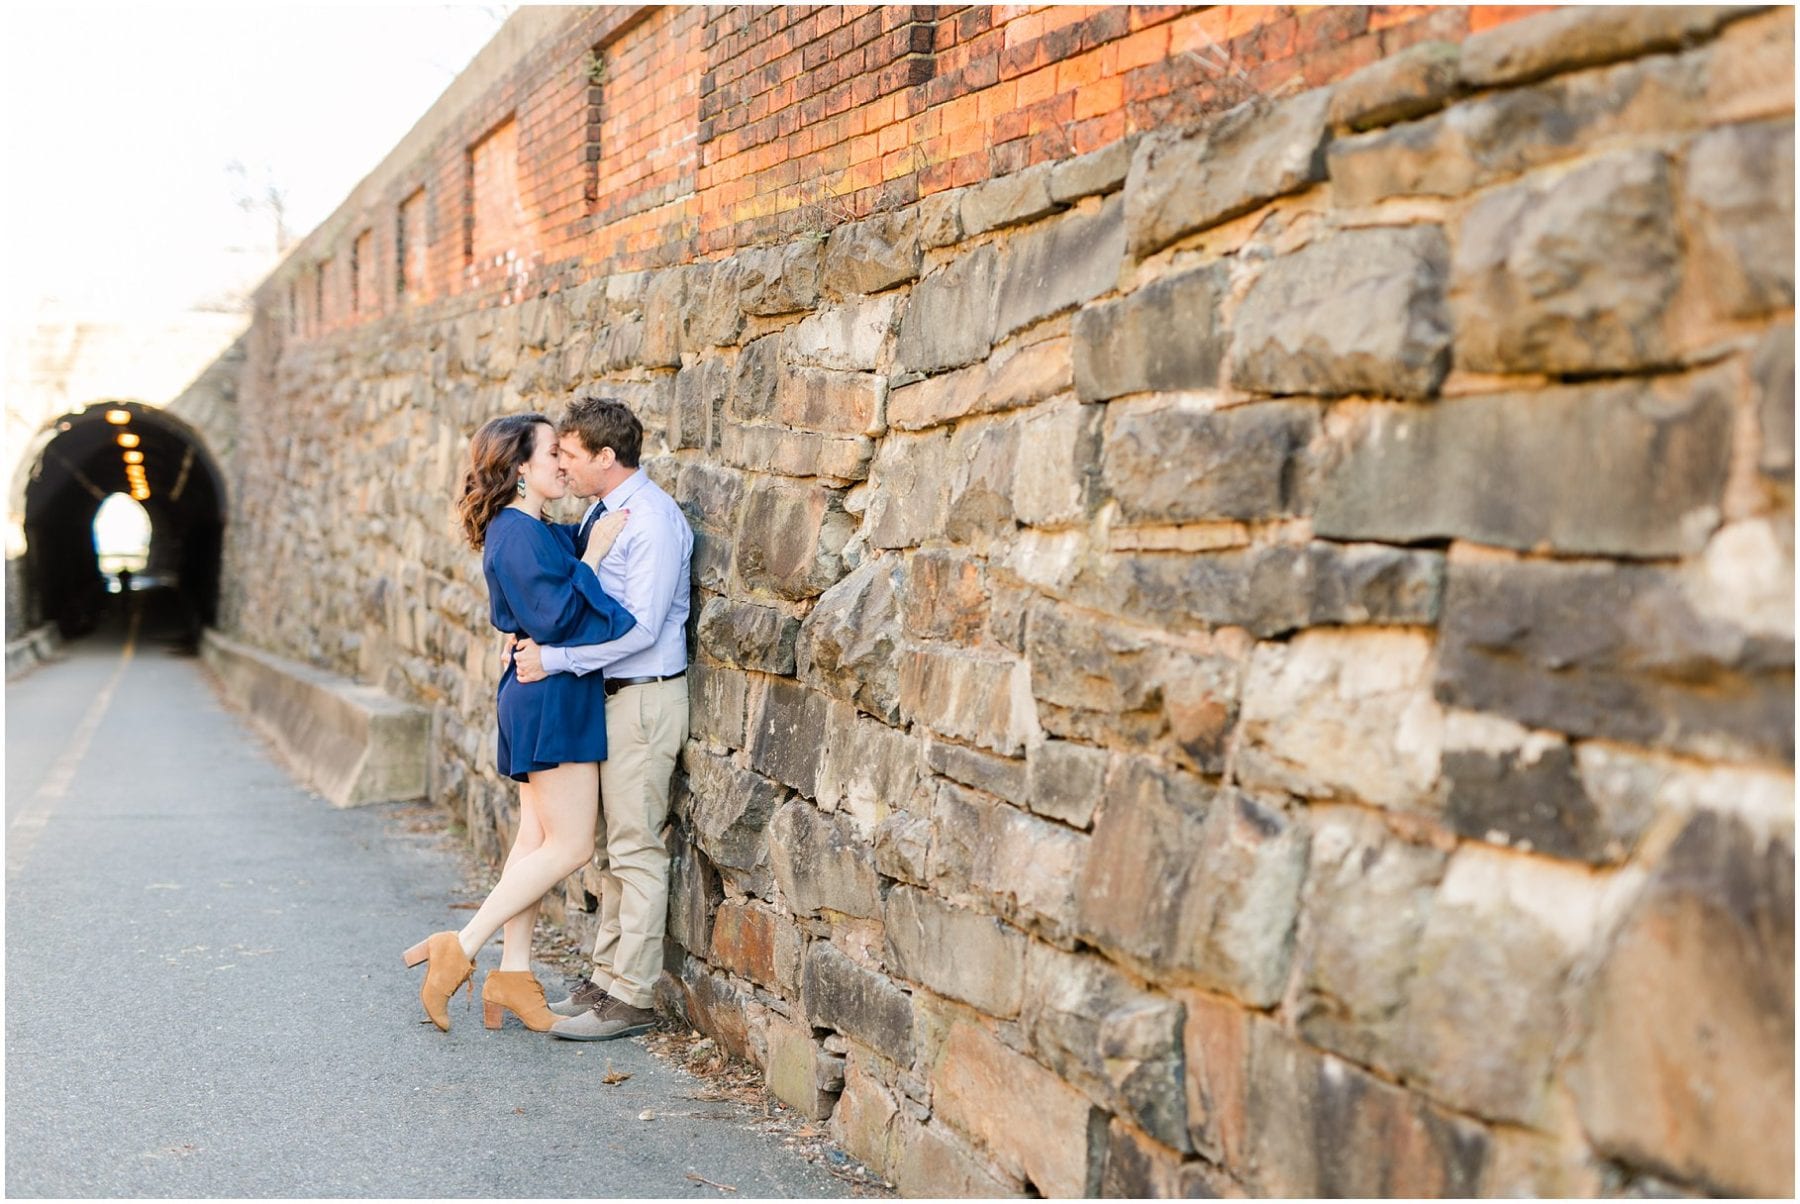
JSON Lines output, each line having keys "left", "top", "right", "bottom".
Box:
{"left": 588, "top": 675, "right": 689, "bottom": 1009}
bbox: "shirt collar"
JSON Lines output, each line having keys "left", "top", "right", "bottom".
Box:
{"left": 599, "top": 468, "right": 650, "bottom": 512}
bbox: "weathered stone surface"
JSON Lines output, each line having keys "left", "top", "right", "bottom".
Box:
{"left": 802, "top": 939, "right": 916, "bottom": 1065}
{"left": 767, "top": 799, "right": 882, "bottom": 919}
{"left": 961, "top": 162, "right": 1059, "bottom": 237}
{"left": 1755, "top": 322, "right": 1794, "bottom": 478}
{"left": 885, "top": 885, "right": 1027, "bottom": 1017}
{"left": 1049, "top": 137, "right": 1135, "bottom": 203}
{"left": 797, "top": 557, "right": 903, "bottom": 723}
{"left": 696, "top": 596, "right": 799, "bottom": 675}
{"left": 815, "top": 711, "right": 919, "bottom": 833}
{"left": 1232, "top": 226, "right": 1451, "bottom": 400}
{"left": 688, "top": 258, "right": 748, "bottom": 347}
{"left": 1012, "top": 400, "right": 1102, "bottom": 528}
{"left": 1022, "top": 942, "right": 1188, "bottom": 1151}
{"left": 1100, "top": 1120, "right": 1220, "bottom": 1198}
{"left": 777, "top": 366, "right": 886, "bottom": 437}
{"left": 688, "top": 660, "right": 748, "bottom": 748}
{"left": 926, "top": 1008, "right": 1098, "bottom": 1198}
{"left": 1246, "top": 1018, "right": 1492, "bottom": 1197}
{"left": 863, "top": 428, "right": 954, "bottom": 548}
{"left": 669, "top": 837, "right": 721, "bottom": 956}
{"left": 917, "top": 187, "right": 965, "bottom": 250}
{"left": 1025, "top": 739, "right": 1108, "bottom": 829}
{"left": 899, "top": 647, "right": 1039, "bottom": 756}
{"left": 673, "top": 357, "right": 728, "bottom": 451}
{"left": 711, "top": 899, "right": 803, "bottom": 993}
{"left": 1026, "top": 600, "right": 1241, "bottom": 774}
{"left": 1436, "top": 558, "right": 1795, "bottom": 762}
{"left": 1329, "top": 40, "right": 1463, "bottom": 131}
{"left": 1237, "top": 629, "right": 1444, "bottom": 812}
{"left": 749, "top": 677, "right": 829, "bottom": 799}
{"left": 673, "top": 957, "right": 757, "bottom": 1061}
{"left": 720, "top": 424, "right": 874, "bottom": 483}
{"left": 888, "top": 336, "right": 1072, "bottom": 431}
{"left": 1459, "top": 4, "right": 1755, "bottom": 88}
{"left": 733, "top": 479, "right": 854, "bottom": 601}
{"left": 737, "top": 238, "right": 824, "bottom": 315}
{"left": 823, "top": 209, "right": 922, "bottom": 296}
{"left": 1444, "top": 709, "right": 1650, "bottom": 863}
{"left": 901, "top": 549, "right": 987, "bottom": 644}
{"left": 891, "top": 1118, "right": 1020, "bottom": 1197}
{"left": 1072, "top": 540, "right": 1442, "bottom": 640}
{"left": 894, "top": 243, "right": 998, "bottom": 375}
{"left": 924, "top": 738, "right": 1026, "bottom": 807}
{"left": 994, "top": 196, "right": 1124, "bottom": 340}
{"left": 1683, "top": 118, "right": 1795, "bottom": 320}
{"left": 1401, "top": 846, "right": 1607, "bottom": 1124}
{"left": 1452, "top": 149, "right": 1682, "bottom": 375}
{"left": 639, "top": 265, "right": 691, "bottom": 366}
{"left": 940, "top": 417, "right": 1020, "bottom": 548}
{"left": 787, "top": 296, "right": 901, "bottom": 373}
{"left": 1072, "top": 263, "right": 1227, "bottom": 401}
{"left": 830, "top": 1052, "right": 903, "bottom": 1180}
{"left": 1318, "top": 372, "right": 1733, "bottom": 557}
{"left": 1126, "top": 90, "right": 1333, "bottom": 258}
{"left": 1567, "top": 811, "right": 1794, "bottom": 1198}
{"left": 675, "top": 460, "right": 747, "bottom": 536}
{"left": 1076, "top": 760, "right": 1308, "bottom": 1004}
{"left": 729, "top": 333, "right": 781, "bottom": 421}
{"left": 1177, "top": 989, "right": 1251, "bottom": 1166}
{"left": 1104, "top": 398, "right": 1320, "bottom": 524}
{"left": 929, "top": 782, "right": 1088, "bottom": 940}
{"left": 1294, "top": 808, "right": 1448, "bottom": 1071}
{"left": 871, "top": 807, "right": 933, "bottom": 888}
{"left": 763, "top": 1010, "right": 841, "bottom": 1120}
{"left": 684, "top": 748, "right": 787, "bottom": 892}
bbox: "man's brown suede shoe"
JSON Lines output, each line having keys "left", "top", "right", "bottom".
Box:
{"left": 549, "top": 995, "right": 657, "bottom": 1041}
{"left": 546, "top": 979, "right": 609, "bottom": 1018}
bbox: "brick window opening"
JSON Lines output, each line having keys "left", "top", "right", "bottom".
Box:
{"left": 287, "top": 282, "right": 298, "bottom": 336}
{"left": 465, "top": 117, "right": 521, "bottom": 271}
{"left": 583, "top": 44, "right": 609, "bottom": 210}
{"left": 351, "top": 229, "right": 374, "bottom": 315}
{"left": 314, "top": 260, "right": 328, "bottom": 329}
{"left": 398, "top": 187, "right": 427, "bottom": 301}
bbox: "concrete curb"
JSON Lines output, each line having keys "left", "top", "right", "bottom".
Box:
{"left": 6, "top": 623, "right": 61, "bottom": 680}
{"left": 200, "top": 628, "right": 428, "bottom": 808}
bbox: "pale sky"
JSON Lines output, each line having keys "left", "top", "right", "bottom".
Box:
{"left": 2, "top": 3, "right": 516, "bottom": 320}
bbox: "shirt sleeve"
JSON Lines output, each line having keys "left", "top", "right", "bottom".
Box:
{"left": 540, "top": 507, "right": 684, "bottom": 676}
{"left": 489, "top": 520, "right": 636, "bottom": 647}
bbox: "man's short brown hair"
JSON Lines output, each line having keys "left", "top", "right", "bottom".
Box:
{"left": 559, "top": 396, "right": 643, "bottom": 467}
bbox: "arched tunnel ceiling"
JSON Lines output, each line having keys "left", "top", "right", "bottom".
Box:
{"left": 23, "top": 402, "right": 225, "bottom": 523}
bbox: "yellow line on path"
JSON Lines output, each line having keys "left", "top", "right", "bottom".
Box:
{"left": 7, "top": 610, "right": 140, "bottom": 875}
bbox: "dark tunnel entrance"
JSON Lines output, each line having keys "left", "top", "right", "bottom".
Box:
{"left": 13, "top": 402, "right": 226, "bottom": 645}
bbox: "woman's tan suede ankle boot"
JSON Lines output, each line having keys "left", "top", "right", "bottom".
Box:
{"left": 403, "top": 931, "right": 474, "bottom": 1031}
{"left": 482, "top": 971, "right": 558, "bottom": 1032}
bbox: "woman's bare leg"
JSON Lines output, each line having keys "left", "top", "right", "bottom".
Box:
{"left": 456, "top": 761, "right": 598, "bottom": 960}
{"left": 497, "top": 780, "right": 547, "bottom": 972}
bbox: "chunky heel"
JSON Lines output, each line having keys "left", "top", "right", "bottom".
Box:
{"left": 484, "top": 1001, "right": 504, "bottom": 1029}
{"left": 402, "top": 939, "right": 430, "bottom": 968}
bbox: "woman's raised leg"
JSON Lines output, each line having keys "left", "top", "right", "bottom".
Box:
{"left": 455, "top": 761, "right": 599, "bottom": 958}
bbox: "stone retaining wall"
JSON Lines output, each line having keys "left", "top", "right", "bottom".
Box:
{"left": 222, "top": 6, "right": 1793, "bottom": 1197}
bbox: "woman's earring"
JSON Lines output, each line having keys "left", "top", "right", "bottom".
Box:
{"left": 516, "top": 479, "right": 527, "bottom": 498}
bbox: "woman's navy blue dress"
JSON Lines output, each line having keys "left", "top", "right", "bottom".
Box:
{"left": 482, "top": 507, "right": 636, "bottom": 782}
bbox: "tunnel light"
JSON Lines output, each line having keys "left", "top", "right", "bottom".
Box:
{"left": 105, "top": 409, "right": 132, "bottom": 425}
{"left": 116, "top": 432, "right": 140, "bottom": 448}
{"left": 122, "top": 451, "right": 144, "bottom": 465}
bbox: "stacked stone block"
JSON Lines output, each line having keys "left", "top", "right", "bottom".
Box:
{"left": 224, "top": 6, "right": 1793, "bottom": 1198}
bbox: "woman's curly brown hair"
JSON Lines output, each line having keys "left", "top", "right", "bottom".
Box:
{"left": 457, "top": 412, "right": 551, "bottom": 550}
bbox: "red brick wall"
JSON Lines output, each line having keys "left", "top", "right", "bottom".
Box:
{"left": 269, "top": 4, "right": 1547, "bottom": 335}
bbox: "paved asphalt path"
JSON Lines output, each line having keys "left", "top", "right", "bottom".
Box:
{"left": 6, "top": 594, "right": 850, "bottom": 1198}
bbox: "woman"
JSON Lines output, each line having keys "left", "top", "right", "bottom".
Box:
{"left": 404, "top": 412, "right": 633, "bottom": 1032}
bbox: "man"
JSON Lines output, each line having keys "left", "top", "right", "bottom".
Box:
{"left": 512, "top": 396, "right": 693, "bottom": 1041}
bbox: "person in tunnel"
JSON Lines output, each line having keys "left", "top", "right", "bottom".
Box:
{"left": 404, "top": 412, "right": 632, "bottom": 1033}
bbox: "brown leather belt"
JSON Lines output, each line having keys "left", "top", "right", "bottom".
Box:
{"left": 603, "top": 670, "right": 686, "bottom": 696}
